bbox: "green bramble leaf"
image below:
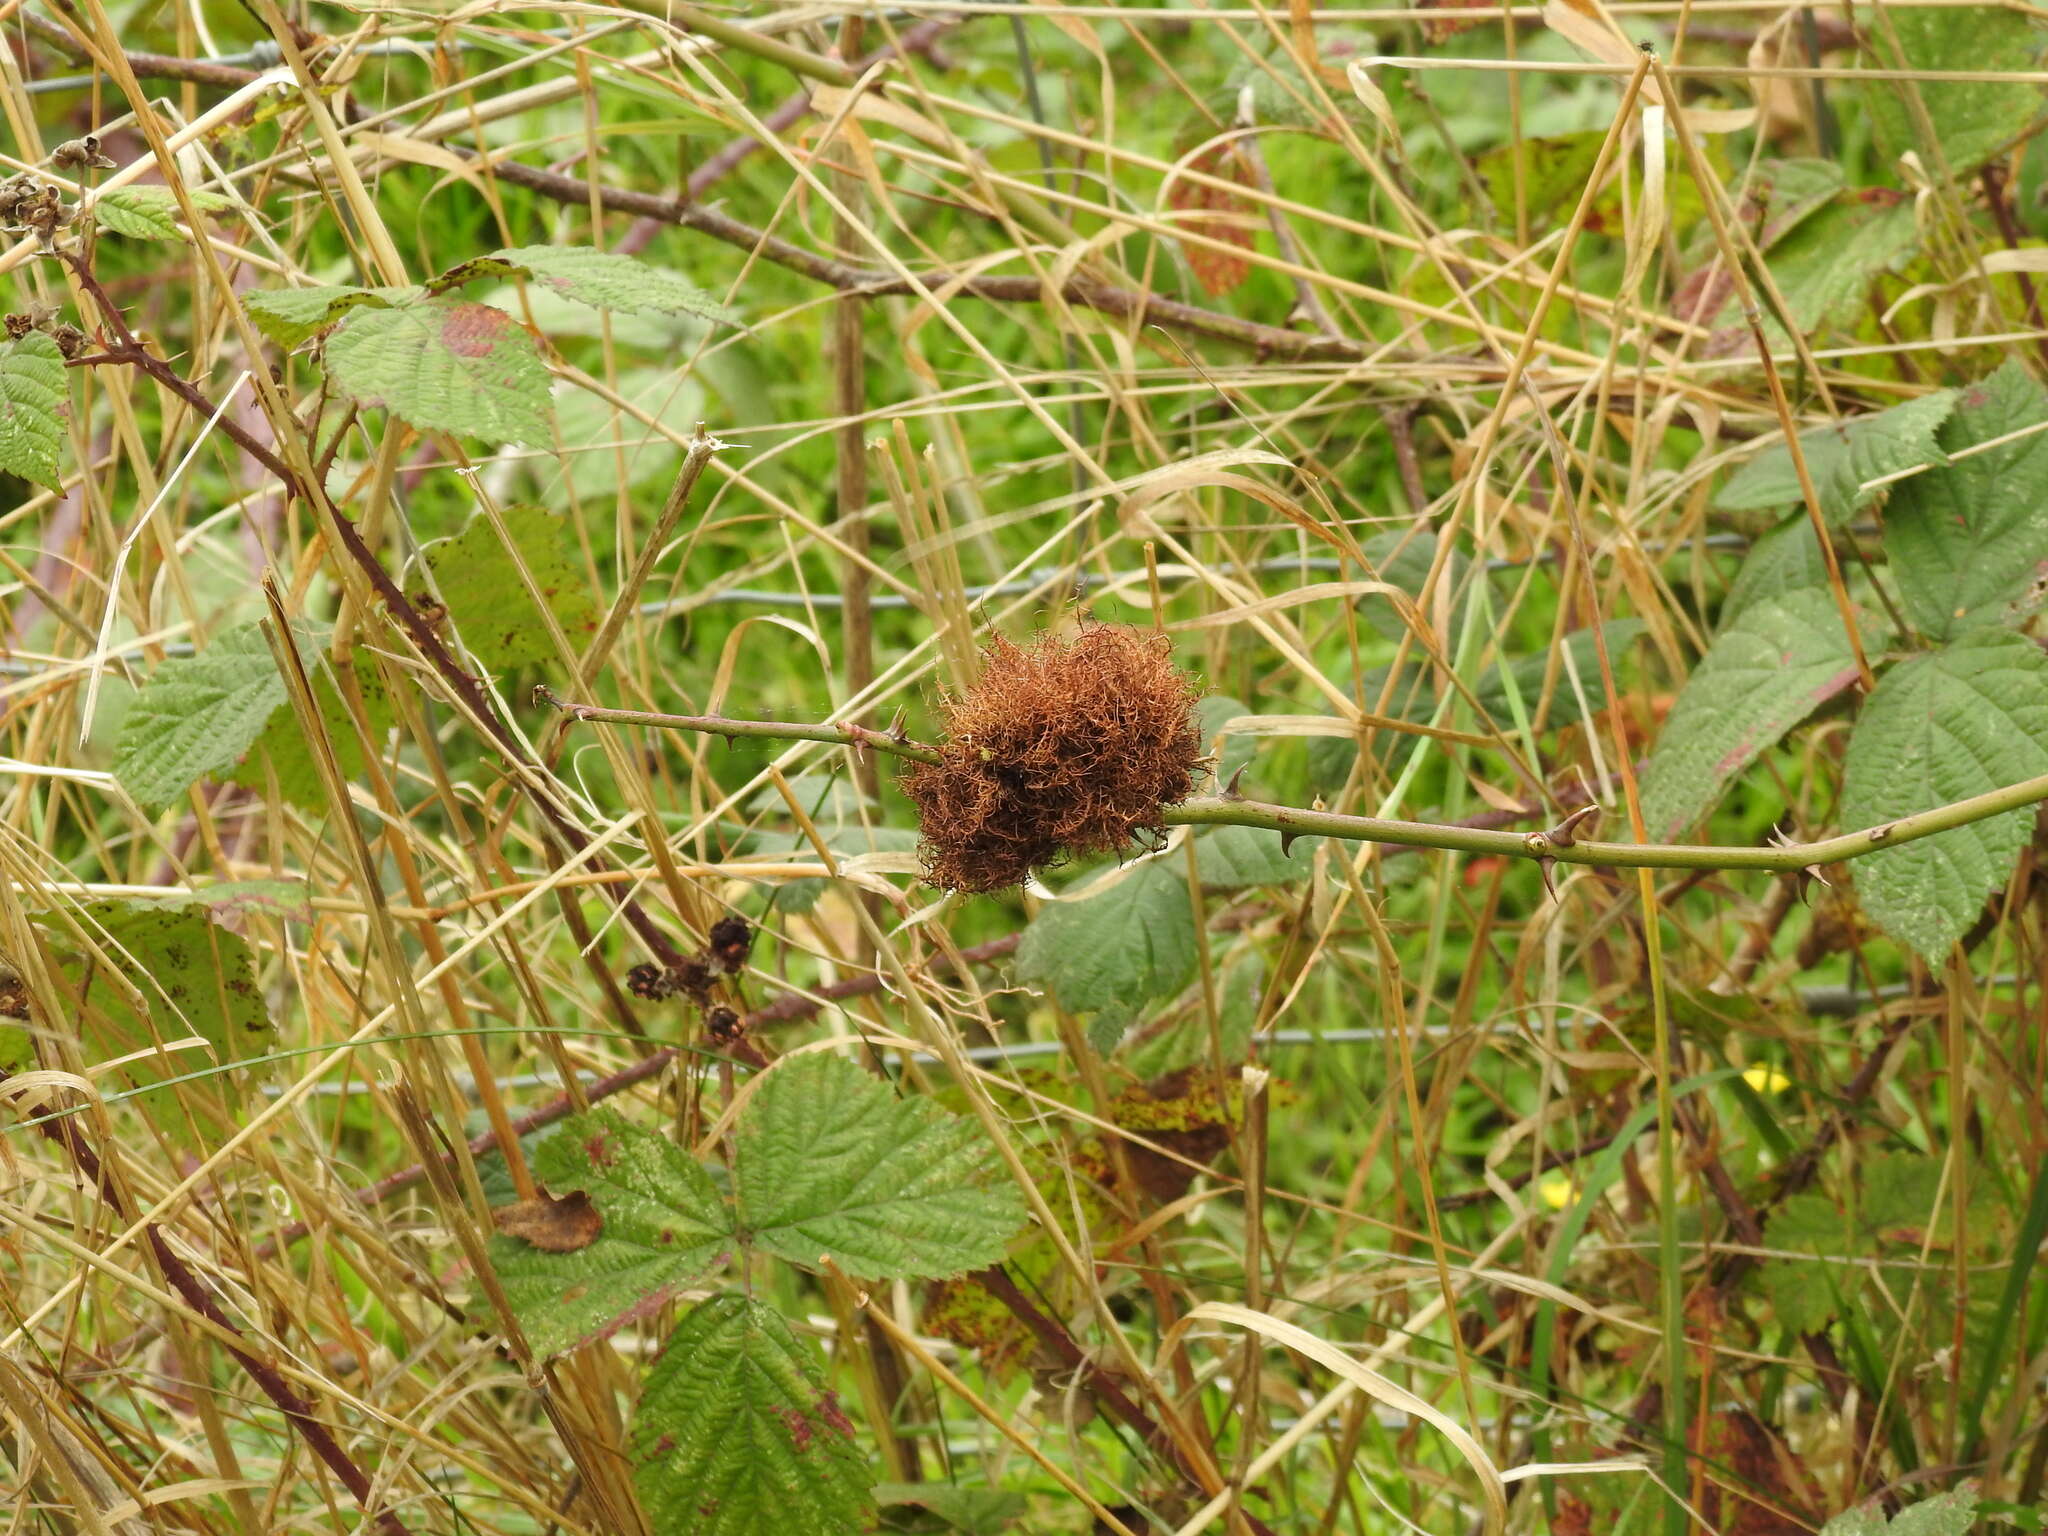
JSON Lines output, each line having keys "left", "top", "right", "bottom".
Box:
{"left": 1729, "top": 196, "right": 1917, "bottom": 346}
{"left": 875, "top": 1483, "right": 1027, "bottom": 1533}
{"left": 242, "top": 285, "right": 425, "bottom": 348}
{"left": 1356, "top": 529, "right": 1473, "bottom": 644}
{"left": 1861, "top": 1152, "right": 1950, "bottom": 1237}
{"left": 631, "top": 1293, "right": 872, "bottom": 1536}
{"left": 735, "top": 1052, "right": 1024, "bottom": 1279}
{"left": 1821, "top": 1509, "right": 1890, "bottom": 1536}
{"left": 184, "top": 880, "right": 312, "bottom": 925}
{"left": 1885, "top": 1484, "right": 1981, "bottom": 1536}
{"left": 322, "top": 299, "right": 553, "bottom": 446}
{"left": 228, "top": 650, "right": 393, "bottom": 811}
{"left": 1757, "top": 1191, "right": 1848, "bottom": 1333}
{"left": 33, "top": 897, "right": 274, "bottom": 1146}
{"left": 1474, "top": 619, "right": 1644, "bottom": 724}
{"left": 1841, "top": 630, "right": 2048, "bottom": 964}
{"left": 1744, "top": 157, "right": 1848, "bottom": 250}
{"left": 113, "top": 623, "right": 289, "bottom": 810}
{"left": 491, "top": 1108, "right": 733, "bottom": 1360}
{"left": 1858, "top": 0, "right": 2047, "bottom": 175}
{"left": 1016, "top": 859, "right": 1197, "bottom": 1053}
{"left": 1638, "top": 590, "right": 1868, "bottom": 840}
{"left": 0, "top": 332, "right": 67, "bottom": 491}
{"left": 92, "top": 186, "right": 231, "bottom": 241}
{"left": 1823, "top": 1484, "right": 1979, "bottom": 1536}
{"left": 1723, "top": 517, "right": 1832, "bottom": 624}
{"left": 432, "top": 245, "right": 743, "bottom": 326}
{"left": 414, "top": 503, "right": 598, "bottom": 671}
{"left": 1882, "top": 362, "right": 2048, "bottom": 641}
{"left": 1194, "top": 824, "right": 1310, "bottom": 888}
{"left": 1716, "top": 390, "right": 1955, "bottom": 525}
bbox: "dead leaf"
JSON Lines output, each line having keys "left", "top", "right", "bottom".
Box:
{"left": 1170, "top": 145, "right": 1256, "bottom": 296}
{"left": 493, "top": 1188, "right": 602, "bottom": 1252}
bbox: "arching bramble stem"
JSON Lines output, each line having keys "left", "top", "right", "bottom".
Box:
{"left": 540, "top": 692, "right": 2048, "bottom": 876}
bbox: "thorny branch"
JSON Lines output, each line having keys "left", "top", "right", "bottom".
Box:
{"left": 540, "top": 695, "right": 2048, "bottom": 877}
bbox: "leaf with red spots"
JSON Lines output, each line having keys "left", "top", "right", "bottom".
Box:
{"left": 490, "top": 1108, "right": 733, "bottom": 1359}
{"left": 322, "top": 298, "right": 554, "bottom": 445}
{"left": 1417, "top": 0, "right": 1491, "bottom": 41}
{"left": 632, "top": 1293, "right": 872, "bottom": 1536}
{"left": 1169, "top": 145, "right": 1256, "bottom": 296}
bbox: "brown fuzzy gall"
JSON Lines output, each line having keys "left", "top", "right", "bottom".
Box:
{"left": 903, "top": 625, "right": 1203, "bottom": 893}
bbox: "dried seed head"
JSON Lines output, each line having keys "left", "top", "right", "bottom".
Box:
{"left": 50, "top": 137, "right": 116, "bottom": 172}
{"left": 903, "top": 624, "right": 1203, "bottom": 893}
{"left": 707, "top": 916, "right": 752, "bottom": 974}
{"left": 0, "top": 174, "right": 38, "bottom": 225}
{"left": 44, "top": 322, "right": 87, "bottom": 360}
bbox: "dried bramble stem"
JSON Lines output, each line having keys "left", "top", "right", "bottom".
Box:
{"left": 543, "top": 690, "right": 2048, "bottom": 876}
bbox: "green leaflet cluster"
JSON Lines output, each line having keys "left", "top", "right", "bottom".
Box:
{"left": 241, "top": 245, "right": 741, "bottom": 446}
{"left": 1756, "top": 1153, "right": 2001, "bottom": 1349}
{"left": 490, "top": 1052, "right": 1026, "bottom": 1536}
{"left": 1641, "top": 361, "right": 2048, "bottom": 963}
{"left": 1820, "top": 1482, "right": 1978, "bottom": 1536}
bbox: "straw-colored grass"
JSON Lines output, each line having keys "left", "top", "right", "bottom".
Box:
{"left": 1, "top": 3, "right": 2043, "bottom": 1534}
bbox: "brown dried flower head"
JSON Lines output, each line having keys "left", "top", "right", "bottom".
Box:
{"left": 904, "top": 624, "right": 1203, "bottom": 893}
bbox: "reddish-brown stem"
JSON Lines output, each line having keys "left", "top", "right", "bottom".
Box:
{"left": 970, "top": 1265, "right": 1279, "bottom": 1536}
{"left": 34, "top": 25, "right": 1353, "bottom": 365}
{"left": 1979, "top": 162, "right": 2048, "bottom": 371}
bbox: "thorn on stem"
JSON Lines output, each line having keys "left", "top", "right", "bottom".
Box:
{"left": 1542, "top": 804, "right": 1601, "bottom": 849}
{"left": 1222, "top": 763, "right": 1249, "bottom": 801}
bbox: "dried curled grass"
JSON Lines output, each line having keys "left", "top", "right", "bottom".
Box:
{"left": 904, "top": 625, "right": 1203, "bottom": 892}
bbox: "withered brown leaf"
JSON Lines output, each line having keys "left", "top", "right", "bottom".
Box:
{"left": 492, "top": 1188, "right": 603, "bottom": 1252}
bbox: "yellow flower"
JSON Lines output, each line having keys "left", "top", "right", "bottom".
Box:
{"left": 1538, "top": 1172, "right": 1577, "bottom": 1210}
{"left": 1741, "top": 1065, "right": 1792, "bottom": 1095}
